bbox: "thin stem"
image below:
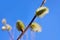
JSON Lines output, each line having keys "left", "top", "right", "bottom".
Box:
{"left": 8, "top": 31, "right": 14, "bottom": 40}
{"left": 17, "top": 0, "right": 46, "bottom": 40}
{"left": 31, "top": 31, "right": 35, "bottom": 40}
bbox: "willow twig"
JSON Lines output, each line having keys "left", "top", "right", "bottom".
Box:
{"left": 17, "top": 0, "right": 46, "bottom": 40}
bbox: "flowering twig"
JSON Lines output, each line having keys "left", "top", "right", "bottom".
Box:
{"left": 17, "top": 0, "right": 46, "bottom": 40}
{"left": 2, "top": 18, "right": 14, "bottom": 40}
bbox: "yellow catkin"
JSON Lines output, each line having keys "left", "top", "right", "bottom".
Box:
{"left": 30, "top": 22, "right": 42, "bottom": 32}
{"left": 36, "top": 6, "right": 49, "bottom": 18}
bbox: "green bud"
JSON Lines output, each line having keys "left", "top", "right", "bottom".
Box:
{"left": 16, "top": 20, "right": 25, "bottom": 32}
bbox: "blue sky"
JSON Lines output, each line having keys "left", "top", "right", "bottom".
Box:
{"left": 0, "top": 0, "right": 60, "bottom": 40}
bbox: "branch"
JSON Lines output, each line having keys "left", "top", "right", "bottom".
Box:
{"left": 40, "top": 0, "right": 46, "bottom": 7}
{"left": 17, "top": 0, "right": 46, "bottom": 40}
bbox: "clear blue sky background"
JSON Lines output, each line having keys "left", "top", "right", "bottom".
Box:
{"left": 0, "top": 0, "right": 60, "bottom": 40}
